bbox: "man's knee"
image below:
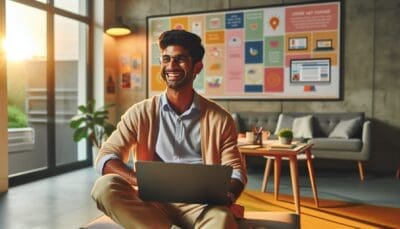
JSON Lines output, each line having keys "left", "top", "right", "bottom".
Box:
{"left": 196, "top": 206, "right": 237, "bottom": 229}
{"left": 91, "top": 174, "right": 132, "bottom": 206}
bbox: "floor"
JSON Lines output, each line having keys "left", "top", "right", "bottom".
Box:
{"left": 0, "top": 166, "right": 399, "bottom": 229}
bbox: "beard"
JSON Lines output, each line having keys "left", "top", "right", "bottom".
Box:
{"left": 161, "top": 68, "right": 194, "bottom": 90}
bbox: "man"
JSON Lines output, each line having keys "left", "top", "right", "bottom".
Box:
{"left": 91, "top": 29, "right": 247, "bottom": 229}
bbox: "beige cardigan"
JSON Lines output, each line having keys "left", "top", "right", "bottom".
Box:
{"left": 97, "top": 93, "right": 247, "bottom": 185}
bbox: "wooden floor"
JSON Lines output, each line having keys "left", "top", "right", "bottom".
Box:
{"left": 0, "top": 166, "right": 399, "bottom": 229}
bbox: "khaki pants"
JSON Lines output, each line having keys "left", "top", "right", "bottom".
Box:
{"left": 91, "top": 174, "right": 237, "bottom": 229}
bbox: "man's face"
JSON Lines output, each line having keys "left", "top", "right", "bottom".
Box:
{"left": 160, "top": 45, "right": 199, "bottom": 90}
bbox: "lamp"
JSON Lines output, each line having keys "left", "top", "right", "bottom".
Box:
{"left": 106, "top": 16, "right": 131, "bottom": 36}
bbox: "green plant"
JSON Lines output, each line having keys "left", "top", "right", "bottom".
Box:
{"left": 69, "top": 99, "right": 116, "bottom": 148}
{"left": 278, "top": 128, "right": 293, "bottom": 138}
{"left": 8, "top": 105, "right": 28, "bottom": 128}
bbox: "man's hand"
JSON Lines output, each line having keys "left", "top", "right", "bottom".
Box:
{"left": 229, "top": 178, "right": 244, "bottom": 202}
{"left": 227, "top": 192, "right": 237, "bottom": 206}
{"left": 230, "top": 204, "right": 244, "bottom": 219}
{"left": 103, "top": 159, "right": 137, "bottom": 186}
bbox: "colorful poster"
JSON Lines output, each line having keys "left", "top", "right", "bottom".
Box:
{"left": 264, "top": 7, "right": 285, "bottom": 36}
{"left": 245, "top": 64, "right": 264, "bottom": 85}
{"left": 264, "top": 36, "right": 284, "bottom": 67}
{"left": 245, "top": 11, "right": 263, "bottom": 41}
{"left": 205, "top": 45, "right": 225, "bottom": 76}
{"left": 205, "top": 31, "right": 225, "bottom": 44}
{"left": 206, "top": 14, "right": 225, "bottom": 30}
{"left": 147, "top": 1, "right": 341, "bottom": 99}
{"left": 149, "top": 19, "right": 170, "bottom": 41}
{"left": 264, "top": 68, "right": 284, "bottom": 92}
{"left": 189, "top": 16, "right": 205, "bottom": 38}
{"left": 245, "top": 41, "right": 263, "bottom": 63}
{"left": 226, "top": 12, "right": 244, "bottom": 29}
{"left": 226, "top": 29, "right": 244, "bottom": 93}
{"left": 171, "top": 17, "right": 188, "bottom": 30}
{"left": 286, "top": 3, "right": 338, "bottom": 32}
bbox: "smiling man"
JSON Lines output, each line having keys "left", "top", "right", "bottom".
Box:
{"left": 91, "top": 30, "right": 247, "bottom": 229}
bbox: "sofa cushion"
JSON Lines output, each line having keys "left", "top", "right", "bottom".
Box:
{"left": 274, "top": 114, "right": 294, "bottom": 134}
{"left": 292, "top": 115, "right": 313, "bottom": 138}
{"left": 274, "top": 114, "right": 313, "bottom": 138}
{"left": 312, "top": 113, "right": 364, "bottom": 138}
{"left": 232, "top": 112, "right": 280, "bottom": 133}
{"left": 309, "top": 138, "right": 362, "bottom": 151}
{"left": 328, "top": 117, "right": 362, "bottom": 139}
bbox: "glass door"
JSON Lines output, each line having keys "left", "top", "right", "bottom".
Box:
{"left": 6, "top": 1, "right": 48, "bottom": 176}
{"left": 54, "top": 15, "right": 88, "bottom": 166}
{"left": 5, "top": 0, "right": 91, "bottom": 182}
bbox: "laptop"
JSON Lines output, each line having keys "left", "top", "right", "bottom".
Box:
{"left": 135, "top": 161, "right": 232, "bottom": 205}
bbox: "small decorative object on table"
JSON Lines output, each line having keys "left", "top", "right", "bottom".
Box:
{"left": 278, "top": 128, "right": 293, "bottom": 145}
{"left": 254, "top": 126, "right": 264, "bottom": 145}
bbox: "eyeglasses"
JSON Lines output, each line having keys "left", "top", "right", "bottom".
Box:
{"left": 159, "top": 55, "right": 191, "bottom": 64}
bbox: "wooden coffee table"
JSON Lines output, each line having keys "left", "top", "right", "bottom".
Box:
{"left": 238, "top": 141, "right": 318, "bottom": 214}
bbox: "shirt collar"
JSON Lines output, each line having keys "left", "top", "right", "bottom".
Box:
{"left": 160, "top": 91, "right": 200, "bottom": 114}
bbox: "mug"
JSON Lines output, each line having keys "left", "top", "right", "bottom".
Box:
{"left": 245, "top": 131, "right": 255, "bottom": 144}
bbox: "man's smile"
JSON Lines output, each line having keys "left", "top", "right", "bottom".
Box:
{"left": 166, "top": 70, "right": 184, "bottom": 81}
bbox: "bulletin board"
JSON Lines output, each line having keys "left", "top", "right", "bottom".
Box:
{"left": 147, "top": 1, "right": 342, "bottom": 100}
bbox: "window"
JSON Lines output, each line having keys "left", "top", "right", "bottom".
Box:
{"left": 55, "top": 0, "right": 87, "bottom": 16}
{"left": 5, "top": 0, "right": 91, "bottom": 183}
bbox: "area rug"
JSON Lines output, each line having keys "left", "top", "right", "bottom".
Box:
{"left": 238, "top": 189, "right": 400, "bottom": 228}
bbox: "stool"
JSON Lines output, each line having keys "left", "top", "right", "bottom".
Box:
{"left": 261, "top": 154, "right": 319, "bottom": 207}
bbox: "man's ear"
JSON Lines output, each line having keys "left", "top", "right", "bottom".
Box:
{"left": 193, "top": 61, "right": 203, "bottom": 74}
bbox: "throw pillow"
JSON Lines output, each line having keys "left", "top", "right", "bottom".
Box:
{"left": 274, "top": 114, "right": 313, "bottom": 139}
{"left": 329, "top": 117, "right": 361, "bottom": 139}
{"left": 274, "top": 114, "right": 294, "bottom": 135}
{"left": 292, "top": 115, "right": 313, "bottom": 138}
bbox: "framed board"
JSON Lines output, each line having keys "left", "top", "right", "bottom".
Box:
{"left": 147, "top": 1, "right": 342, "bottom": 100}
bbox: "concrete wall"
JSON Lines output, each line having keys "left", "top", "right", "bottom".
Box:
{"left": 105, "top": 0, "right": 400, "bottom": 172}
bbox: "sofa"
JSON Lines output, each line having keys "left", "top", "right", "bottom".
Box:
{"left": 232, "top": 112, "right": 371, "bottom": 181}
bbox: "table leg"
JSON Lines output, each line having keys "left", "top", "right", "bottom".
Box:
{"left": 289, "top": 155, "right": 300, "bottom": 214}
{"left": 261, "top": 158, "right": 273, "bottom": 192}
{"left": 306, "top": 149, "right": 319, "bottom": 207}
{"left": 274, "top": 157, "right": 282, "bottom": 200}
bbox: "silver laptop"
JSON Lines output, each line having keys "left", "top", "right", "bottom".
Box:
{"left": 135, "top": 161, "right": 232, "bottom": 205}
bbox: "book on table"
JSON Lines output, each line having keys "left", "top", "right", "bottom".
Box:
{"left": 269, "top": 143, "right": 297, "bottom": 149}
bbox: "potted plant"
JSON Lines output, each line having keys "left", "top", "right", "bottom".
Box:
{"left": 69, "top": 100, "right": 115, "bottom": 163}
{"left": 278, "top": 128, "right": 293, "bottom": 145}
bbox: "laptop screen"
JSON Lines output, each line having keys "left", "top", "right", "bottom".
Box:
{"left": 135, "top": 161, "right": 232, "bottom": 205}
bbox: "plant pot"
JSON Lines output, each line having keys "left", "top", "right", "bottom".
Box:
{"left": 279, "top": 136, "right": 292, "bottom": 145}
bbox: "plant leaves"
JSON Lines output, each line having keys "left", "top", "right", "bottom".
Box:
{"left": 73, "top": 126, "right": 89, "bottom": 142}
{"left": 78, "top": 105, "right": 89, "bottom": 113}
{"left": 69, "top": 116, "right": 86, "bottom": 128}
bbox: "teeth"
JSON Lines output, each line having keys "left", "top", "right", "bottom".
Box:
{"left": 167, "top": 72, "right": 180, "bottom": 78}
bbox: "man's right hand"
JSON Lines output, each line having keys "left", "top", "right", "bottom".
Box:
{"left": 103, "top": 159, "right": 137, "bottom": 186}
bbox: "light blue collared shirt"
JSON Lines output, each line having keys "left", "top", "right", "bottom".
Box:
{"left": 155, "top": 92, "right": 203, "bottom": 163}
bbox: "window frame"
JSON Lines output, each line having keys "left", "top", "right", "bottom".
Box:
{"left": 6, "top": 0, "right": 94, "bottom": 186}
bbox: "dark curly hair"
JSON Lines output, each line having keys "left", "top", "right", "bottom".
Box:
{"left": 158, "top": 30, "right": 205, "bottom": 64}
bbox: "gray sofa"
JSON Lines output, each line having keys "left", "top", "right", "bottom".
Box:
{"left": 232, "top": 112, "right": 371, "bottom": 181}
